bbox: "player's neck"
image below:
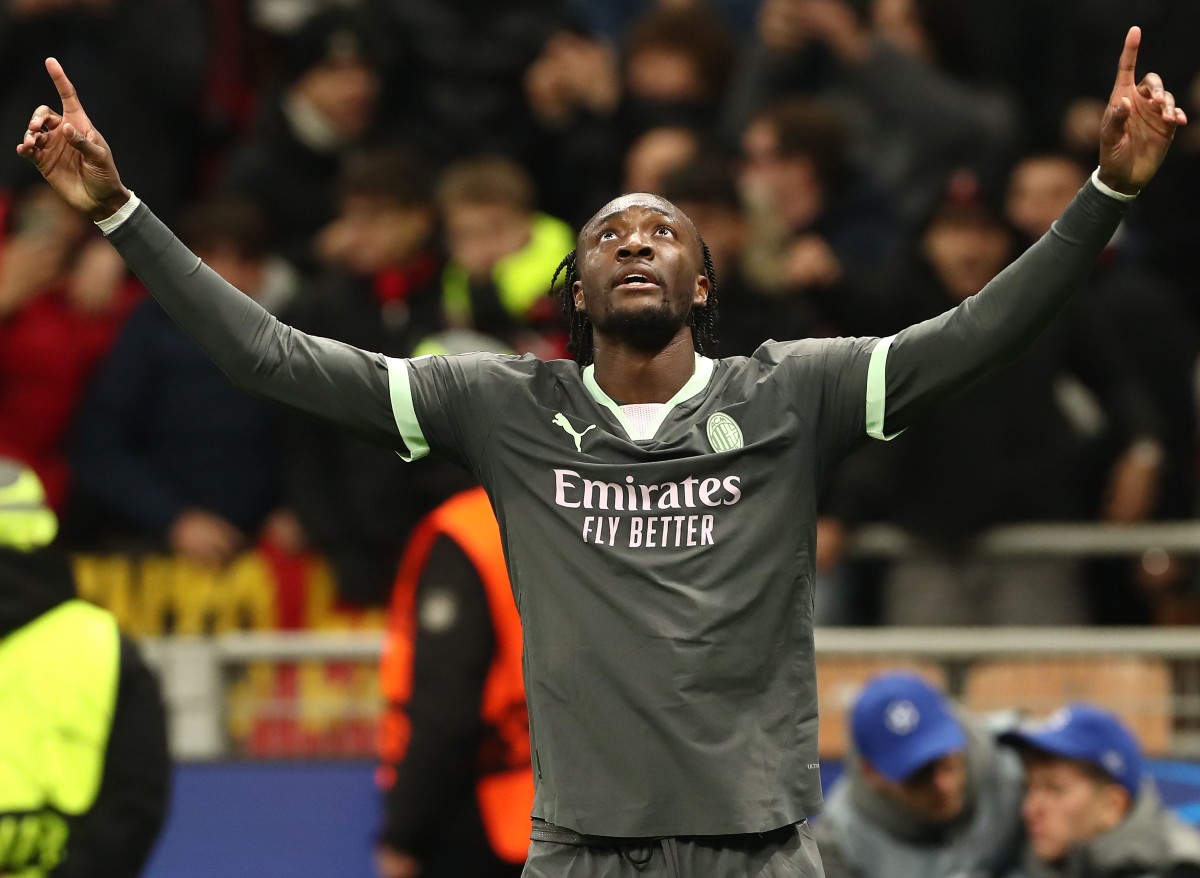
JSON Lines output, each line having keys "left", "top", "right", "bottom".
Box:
{"left": 590, "top": 333, "right": 697, "bottom": 404}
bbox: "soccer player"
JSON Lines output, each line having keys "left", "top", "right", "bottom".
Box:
{"left": 15, "top": 27, "right": 1185, "bottom": 877}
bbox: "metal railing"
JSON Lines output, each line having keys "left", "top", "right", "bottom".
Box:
{"left": 140, "top": 625, "right": 1200, "bottom": 761}
{"left": 134, "top": 520, "right": 1200, "bottom": 760}
{"left": 848, "top": 521, "right": 1200, "bottom": 557}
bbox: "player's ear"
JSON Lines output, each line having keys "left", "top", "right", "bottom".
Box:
{"left": 693, "top": 273, "right": 709, "bottom": 308}
{"left": 573, "top": 279, "right": 587, "bottom": 313}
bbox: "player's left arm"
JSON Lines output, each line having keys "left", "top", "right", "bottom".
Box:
{"left": 868, "top": 26, "right": 1185, "bottom": 440}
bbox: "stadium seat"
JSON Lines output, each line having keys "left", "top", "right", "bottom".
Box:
{"left": 963, "top": 657, "right": 1172, "bottom": 755}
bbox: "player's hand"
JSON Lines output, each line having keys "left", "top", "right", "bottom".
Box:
{"left": 1097, "top": 27, "right": 1188, "bottom": 195}
{"left": 14, "top": 58, "right": 131, "bottom": 222}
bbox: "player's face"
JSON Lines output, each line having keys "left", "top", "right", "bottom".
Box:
{"left": 1021, "top": 757, "right": 1128, "bottom": 863}
{"left": 574, "top": 195, "right": 708, "bottom": 350}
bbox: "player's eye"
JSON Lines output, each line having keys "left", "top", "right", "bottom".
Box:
{"left": 655, "top": 226, "right": 674, "bottom": 237}
{"left": 599, "top": 230, "right": 617, "bottom": 241}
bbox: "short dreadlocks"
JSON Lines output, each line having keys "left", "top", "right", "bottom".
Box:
{"left": 550, "top": 241, "right": 719, "bottom": 366}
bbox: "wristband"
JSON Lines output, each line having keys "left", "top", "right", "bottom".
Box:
{"left": 1090, "top": 168, "right": 1138, "bottom": 202}
{"left": 95, "top": 192, "right": 140, "bottom": 235}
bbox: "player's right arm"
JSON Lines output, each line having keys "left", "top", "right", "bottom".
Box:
{"left": 16, "top": 58, "right": 403, "bottom": 448}
{"left": 865, "top": 27, "right": 1185, "bottom": 442}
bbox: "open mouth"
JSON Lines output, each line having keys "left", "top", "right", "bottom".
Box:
{"left": 614, "top": 268, "right": 661, "bottom": 290}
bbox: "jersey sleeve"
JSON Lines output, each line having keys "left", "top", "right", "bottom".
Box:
{"left": 756, "top": 336, "right": 880, "bottom": 475}
{"left": 105, "top": 203, "right": 402, "bottom": 448}
{"left": 871, "top": 178, "right": 1129, "bottom": 439}
{"left": 386, "top": 352, "right": 520, "bottom": 474}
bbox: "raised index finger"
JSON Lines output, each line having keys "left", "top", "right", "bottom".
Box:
{"left": 1115, "top": 26, "right": 1141, "bottom": 89}
{"left": 45, "top": 57, "right": 82, "bottom": 114}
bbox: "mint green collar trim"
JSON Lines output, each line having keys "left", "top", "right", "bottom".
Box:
{"left": 582, "top": 354, "right": 714, "bottom": 440}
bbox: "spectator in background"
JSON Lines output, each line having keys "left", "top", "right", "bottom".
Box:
{"left": 0, "top": 458, "right": 170, "bottom": 878}
{"left": 1045, "top": 2, "right": 1200, "bottom": 165}
{"left": 822, "top": 176, "right": 1166, "bottom": 626}
{"left": 0, "top": 0, "right": 207, "bottom": 226}
{"left": 817, "top": 672, "right": 1024, "bottom": 878}
{"left": 377, "top": 486, "right": 531, "bottom": 878}
{"left": 285, "top": 149, "right": 470, "bottom": 605}
{"left": 1122, "top": 73, "right": 1200, "bottom": 307}
{"left": 1001, "top": 704, "right": 1200, "bottom": 878}
{"left": 0, "top": 184, "right": 140, "bottom": 512}
{"left": 69, "top": 196, "right": 299, "bottom": 566}
{"left": 737, "top": 97, "right": 902, "bottom": 323}
{"left": 526, "top": 4, "right": 736, "bottom": 224}
{"left": 436, "top": 156, "right": 572, "bottom": 358}
{"left": 622, "top": 125, "right": 699, "bottom": 195}
{"left": 1006, "top": 152, "right": 1199, "bottom": 625}
{"left": 380, "top": 0, "right": 565, "bottom": 170}
{"left": 568, "top": 0, "right": 763, "bottom": 46}
{"left": 657, "top": 155, "right": 817, "bottom": 355}
{"left": 726, "top": 0, "right": 1020, "bottom": 226}
{"left": 619, "top": 4, "right": 736, "bottom": 135}
{"left": 1029, "top": 4, "right": 1200, "bottom": 327}
{"left": 220, "top": 5, "right": 385, "bottom": 275}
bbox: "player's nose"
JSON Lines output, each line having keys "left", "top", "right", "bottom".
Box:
{"left": 617, "top": 227, "right": 654, "bottom": 259}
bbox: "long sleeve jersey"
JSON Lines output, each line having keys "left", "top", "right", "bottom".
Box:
{"left": 101, "top": 180, "right": 1126, "bottom": 837}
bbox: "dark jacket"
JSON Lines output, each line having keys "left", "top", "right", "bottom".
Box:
{"left": 70, "top": 298, "right": 282, "bottom": 544}
{"left": 220, "top": 96, "right": 359, "bottom": 276}
{"left": 0, "top": 548, "right": 170, "bottom": 878}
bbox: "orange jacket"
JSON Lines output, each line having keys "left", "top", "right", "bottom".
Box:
{"left": 379, "top": 488, "right": 532, "bottom": 863}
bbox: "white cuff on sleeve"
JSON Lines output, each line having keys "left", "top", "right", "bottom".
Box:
{"left": 94, "top": 192, "right": 140, "bottom": 235}
{"left": 1090, "top": 168, "right": 1138, "bottom": 202}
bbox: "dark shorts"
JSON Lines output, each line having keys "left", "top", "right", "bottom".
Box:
{"left": 522, "top": 821, "right": 824, "bottom": 878}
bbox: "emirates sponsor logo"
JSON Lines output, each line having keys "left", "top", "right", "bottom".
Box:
{"left": 552, "top": 469, "right": 742, "bottom": 549}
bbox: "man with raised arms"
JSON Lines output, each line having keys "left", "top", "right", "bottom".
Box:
{"left": 16, "top": 28, "right": 1185, "bottom": 877}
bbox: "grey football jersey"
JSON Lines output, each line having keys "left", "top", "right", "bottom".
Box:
{"left": 104, "top": 176, "right": 1126, "bottom": 840}
{"left": 391, "top": 341, "right": 876, "bottom": 835}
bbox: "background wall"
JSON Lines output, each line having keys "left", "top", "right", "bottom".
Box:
{"left": 143, "top": 760, "right": 1200, "bottom": 878}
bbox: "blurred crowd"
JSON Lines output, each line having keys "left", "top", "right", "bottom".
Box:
{"left": 1, "top": 0, "right": 1199, "bottom": 621}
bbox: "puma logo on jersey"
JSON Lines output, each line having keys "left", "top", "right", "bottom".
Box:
{"left": 552, "top": 413, "right": 596, "bottom": 452}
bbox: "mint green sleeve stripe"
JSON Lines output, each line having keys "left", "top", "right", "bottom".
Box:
{"left": 386, "top": 357, "right": 430, "bottom": 461}
{"left": 865, "top": 335, "right": 903, "bottom": 441}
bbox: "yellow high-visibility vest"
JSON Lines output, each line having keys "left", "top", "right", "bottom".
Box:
{"left": 0, "top": 599, "right": 119, "bottom": 876}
